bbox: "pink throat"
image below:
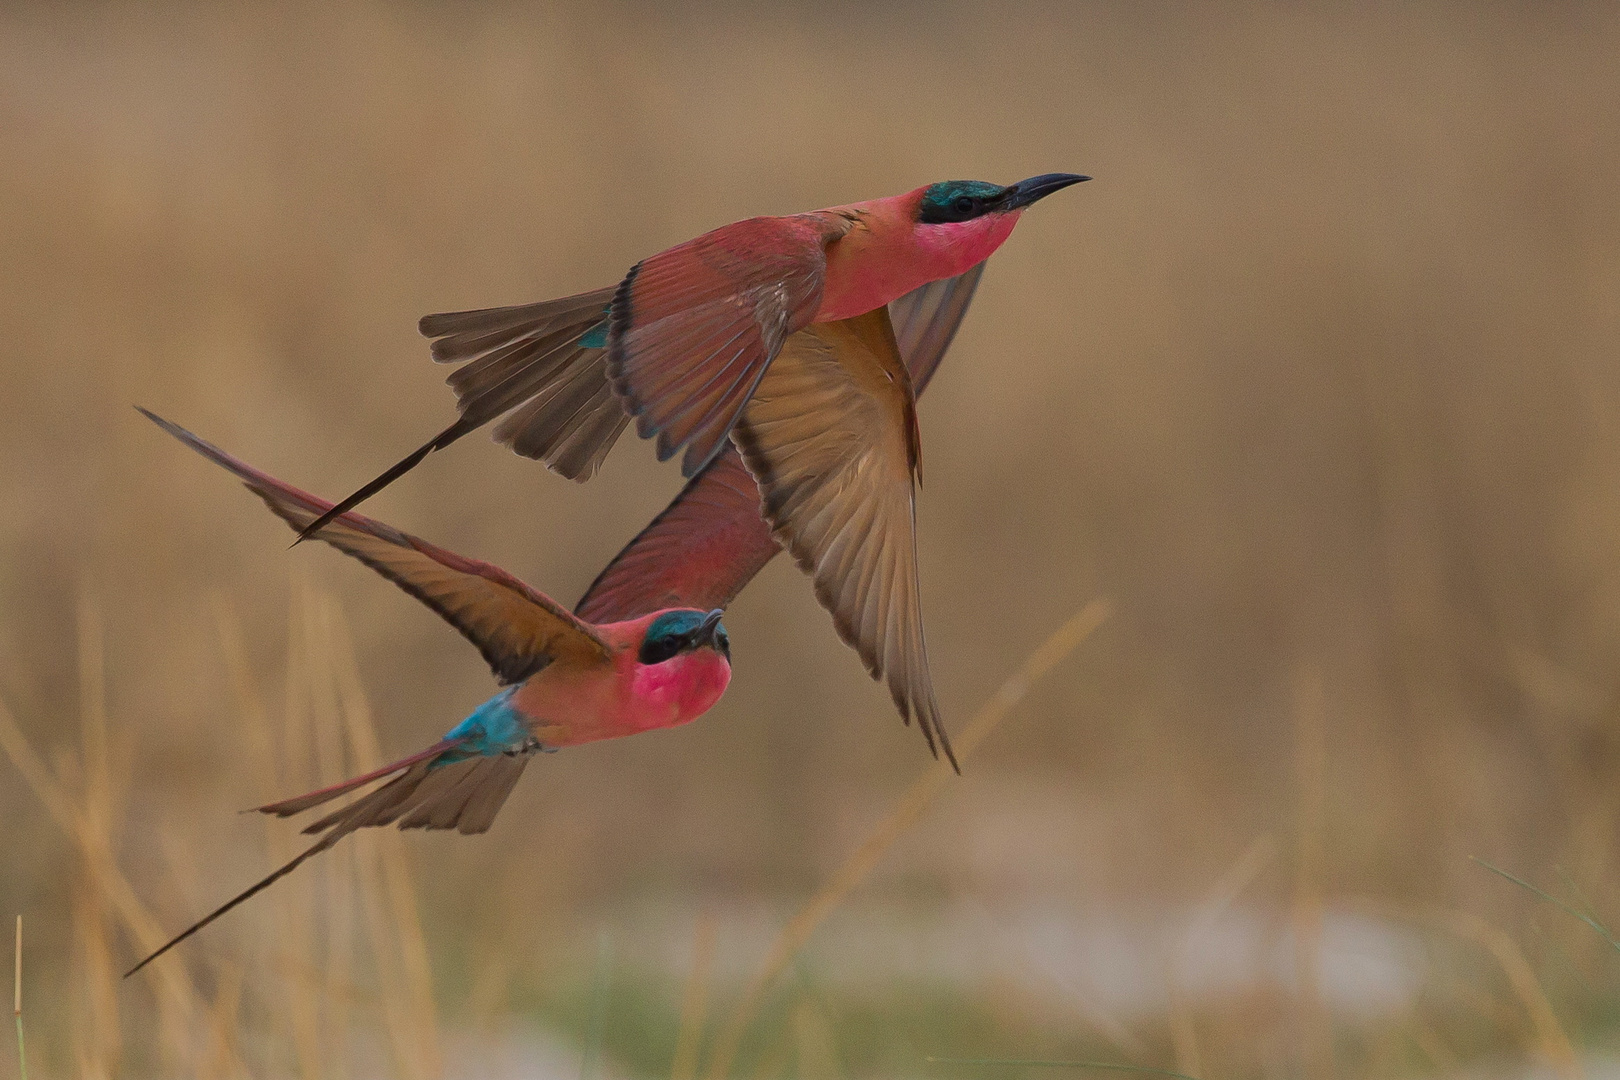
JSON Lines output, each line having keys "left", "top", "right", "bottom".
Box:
{"left": 625, "top": 649, "right": 732, "bottom": 732}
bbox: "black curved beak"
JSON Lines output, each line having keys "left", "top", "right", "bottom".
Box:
{"left": 1000, "top": 172, "right": 1090, "bottom": 211}
{"left": 697, "top": 609, "right": 725, "bottom": 647}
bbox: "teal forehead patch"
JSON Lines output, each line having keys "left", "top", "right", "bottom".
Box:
{"left": 646, "top": 609, "right": 709, "bottom": 641}
{"left": 921, "top": 180, "right": 1005, "bottom": 210}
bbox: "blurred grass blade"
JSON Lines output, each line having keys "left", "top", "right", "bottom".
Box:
{"left": 671, "top": 913, "right": 718, "bottom": 1080}
{"left": 927, "top": 1057, "right": 1200, "bottom": 1080}
{"left": 0, "top": 672, "right": 211, "bottom": 1065}
{"left": 326, "top": 595, "right": 443, "bottom": 1080}
{"left": 582, "top": 929, "right": 614, "bottom": 1080}
{"left": 1357, "top": 900, "right": 1582, "bottom": 1080}
{"left": 1471, "top": 857, "right": 1620, "bottom": 954}
{"left": 13, "top": 915, "right": 24, "bottom": 1080}
{"left": 1555, "top": 866, "right": 1618, "bottom": 949}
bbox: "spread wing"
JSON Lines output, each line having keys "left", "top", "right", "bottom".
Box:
{"left": 140, "top": 409, "right": 610, "bottom": 683}
{"left": 575, "top": 450, "right": 776, "bottom": 623}
{"left": 574, "top": 267, "right": 986, "bottom": 626}
{"left": 729, "top": 308, "right": 955, "bottom": 767}
{"left": 887, "top": 262, "right": 985, "bottom": 395}
{"left": 608, "top": 211, "right": 858, "bottom": 478}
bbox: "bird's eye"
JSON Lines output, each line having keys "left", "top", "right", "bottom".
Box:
{"left": 954, "top": 196, "right": 977, "bottom": 215}
{"left": 638, "top": 634, "right": 683, "bottom": 666}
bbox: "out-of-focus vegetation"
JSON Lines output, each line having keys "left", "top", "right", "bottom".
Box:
{"left": 3, "top": 3, "right": 1620, "bottom": 1077}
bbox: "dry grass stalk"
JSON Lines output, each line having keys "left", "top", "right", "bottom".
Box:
{"left": 1352, "top": 896, "right": 1583, "bottom": 1079}
{"left": 1429, "top": 909, "right": 1582, "bottom": 1080}
{"left": 325, "top": 595, "right": 443, "bottom": 1080}
{"left": 14, "top": 915, "right": 26, "bottom": 1080}
{"left": 73, "top": 880, "right": 120, "bottom": 1080}
{"left": 703, "top": 599, "right": 1112, "bottom": 1080}
{"left": 285, "top": 579, "right": 328, "bottom": 1080}
{"left": 213, "top": 592, "right": 325, "bottom": 1079}
{"left": 75, "top": 592, "right": 124, "bottom": 1080}
{"left": 0, "top": 595, "right": 258, "bottom": 1074}
{"left": 670, "top": 913, "right": 719, "bottom": 1080}
{"left": 1291, "top": 663, "right": 1332, "bottom": 1080}
{"left": 1168, "top": 833, "right": 1277, "bottom": 1078}
{"left": 0, "top": 696, "right": 206, "bottom": 1060}
{"left": 210, "top": 584, "right": 445, "bottom": 1079}
{"left": 304, "top": 586, "right": 357, "bottom": 1080}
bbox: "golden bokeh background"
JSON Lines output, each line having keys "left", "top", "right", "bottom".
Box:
{"left": 3, "top": 3, "right": 1620, "bottom": 1077}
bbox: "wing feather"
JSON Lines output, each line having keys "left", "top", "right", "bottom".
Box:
{"left": 141, "top": 409, "right": 609, "bottom": 683}
{"left": 573, "top": 268, "right": 983, "bottom": 625}
{"left": 730, "top": 308, "right": 954, "bottom": 767}
{"left": 607, "top": 212, "right": 856, "bottom": 477}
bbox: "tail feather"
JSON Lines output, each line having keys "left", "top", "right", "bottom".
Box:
{"left": 257, "top": 737, "right": 465, "bottom": 818}
{"left": 127, "top": 747, "right": 535, "bottom": 977}
{"left": 421, "top": 289, "right": 613, "bottom": 359}
{"left": 124, "top": 826, "right": 352, "bottom": 977}
{"left": 454, "top": 755, "right": 529, "bottom": 835}
{"left": 297, "top": 289, "right": 624, "bottom": 536}
{"left": 292, "top": 419, "right": 476, "bottom": 543}
{"left": 398, "top": 762, "right": 493, "bottom": 831}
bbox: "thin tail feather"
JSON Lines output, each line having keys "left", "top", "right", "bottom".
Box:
{"left": 295, "top": 292, "right": 621, "bottom": 536}
{"left": 124, "top": 827, "right": 351, "bottom": 977}
{"left": 256, "top": 737, "right": 465, "bottom": 818}
{"left": 127, "top": 743, "right": 535, "bottom": 976}
{"left": 293, "top": 418, "right": 475, "bottom": 543}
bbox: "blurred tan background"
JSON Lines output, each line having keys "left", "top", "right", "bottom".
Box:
{"left": 3, "top": 3, "right": 1620, "bottom": 1078}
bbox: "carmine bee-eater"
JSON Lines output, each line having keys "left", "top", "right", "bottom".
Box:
{"left": 126, "top": 409, "right": 733, "bottom": 976}
{"left": 300, "top": 173, "right": 1086, "bottom": 762}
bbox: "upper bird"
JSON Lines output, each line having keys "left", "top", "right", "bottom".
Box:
{"left": 128, "top": 409, "right": 733, "bottom": 976}
{"left": 301, "top": 173, "right": 1089, "bottom": 532}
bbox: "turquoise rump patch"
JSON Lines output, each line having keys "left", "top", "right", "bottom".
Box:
{"left": 576, "top": 317, "right": 609, "bottom": 350}
{"left": 439, "top": 688, "right": 532, "bottom": 763}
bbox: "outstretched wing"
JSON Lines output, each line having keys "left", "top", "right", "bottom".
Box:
{"left": 141, "top": 409, "right": 610, "bottom": 683}
{"left": 608, "top": 211, "right": 858, "bottom": 477}
{"left": 574, "top": 267, "right": 985, "bottom": 624}
{"left": 887, "top": 262, "right": 984, "bottom": 395}
{"left": 730, "top": 308, "right": 955, "bottom": 768}
{"left": 576, "top": 451, "right": 775, "bottom": 623}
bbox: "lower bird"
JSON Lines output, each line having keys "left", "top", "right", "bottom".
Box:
{"left": 127, "top": 409, "right": 733, "bottom": 976}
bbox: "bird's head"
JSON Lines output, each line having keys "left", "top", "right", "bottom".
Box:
{"left": 916, "top": 173, "right": 1090, "bottom": 225}
{"left": 899, "top": 173, "right": 1089, "bottom": 277}
{"left": 637, "top": 608, "right": 731, "bottom": 666}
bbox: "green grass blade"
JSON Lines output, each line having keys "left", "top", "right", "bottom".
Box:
{"left": 1471, "top": 856, "right": 1620, "bottom": 955}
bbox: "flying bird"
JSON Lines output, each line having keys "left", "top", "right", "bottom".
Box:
{"left": 302, "top": 174, "right": 1087, "bottom": 531}
{"left": 127, "top": 409, "right": 734, "bottom": 976}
